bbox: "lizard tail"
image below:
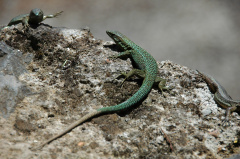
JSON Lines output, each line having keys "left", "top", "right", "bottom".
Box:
{"left": 31, "top": 110, "right": 102, "bottom": 150}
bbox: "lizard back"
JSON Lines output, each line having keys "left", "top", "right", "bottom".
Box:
{"left": 33, "top": 31, "right": 161, "bottom": 149}
{"left": 98, "top": 31, "right": 158, "bottom": 113}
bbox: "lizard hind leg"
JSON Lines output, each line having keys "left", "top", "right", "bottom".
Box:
{"left": 155, "top": 77, "right": 167, "bottom": 92}
{"left": 117, "top": 69, "right": 145, "bottom": 87}
{"left": 222, "top": 105, "right": 238, "bottom": 126}
{"left": 155, "top": 76, "right": 173, "bottom": 94}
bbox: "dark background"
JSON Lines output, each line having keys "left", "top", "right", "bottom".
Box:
{"left": 1, "top": 0, "right": 240, "bottom": 98}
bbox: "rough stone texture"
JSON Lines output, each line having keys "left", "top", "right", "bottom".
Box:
{"left": 0, "top": 24, "right": 239, "bottom": 159}
{"left": 0, "top": 41, "right": 33, "bottom": 118}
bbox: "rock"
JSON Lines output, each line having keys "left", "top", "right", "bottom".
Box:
{"left": 0, "top": 41, "right": 32, "bottom": 118}
{"left": 0, "top": 24, "right": 239, "bottom": 159}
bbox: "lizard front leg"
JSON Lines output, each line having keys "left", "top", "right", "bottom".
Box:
{"left": 108, "top": 50, "right": 131, "bottom": 60}
{"left": 22, "top": 17, "right": 30, "bottom": 28}
{"left": 43, "top": 11, "right": 63, "bottom": 20}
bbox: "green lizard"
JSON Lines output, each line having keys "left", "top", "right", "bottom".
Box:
{"left": 33, "top": 31, "right": 169, "bottom": 150}
{"left": 8, "top": 8, "right": 63, "bottom": 28}
{"left": 197, "top": 70, "right": 240, "bottom": 122}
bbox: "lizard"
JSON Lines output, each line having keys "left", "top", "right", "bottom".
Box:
{"left": 7, "top": 8, "right": 63, "bottom": 28}
{"left": 197, "top": 70, "right": 240, "bottom": 123}
{"left": 32, "top": 30, "right": 170, "bottom": 150}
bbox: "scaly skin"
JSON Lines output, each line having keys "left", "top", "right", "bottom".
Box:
{"left": 33, "top": 31, "right": 168, "bottom": 150}
{"left": 197, "top": 70, "right": 240, "bottom": 122}
{"left": 8, "top": 8, "right": 63, "bottom": 27}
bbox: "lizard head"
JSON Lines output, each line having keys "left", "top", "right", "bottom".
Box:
{"left": 29, "top": 8, "right": 44, "bottom": 24}
{"left": 106, "top": 31, "right": 131, "bottom": 50}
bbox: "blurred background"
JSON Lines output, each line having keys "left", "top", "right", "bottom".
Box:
{"left": 1, "top": 0, "right": 240, "bottom": 98}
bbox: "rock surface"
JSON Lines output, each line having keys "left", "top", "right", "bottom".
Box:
{"left": 0, "top": 24, "right": 239, "bottom": 159}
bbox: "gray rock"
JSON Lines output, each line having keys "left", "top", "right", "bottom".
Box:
{"left": 0, "top": 24, "right": 239, "bottom": 159}
{"left": 0, "top": 41, "right": 32, "bottom": 118}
